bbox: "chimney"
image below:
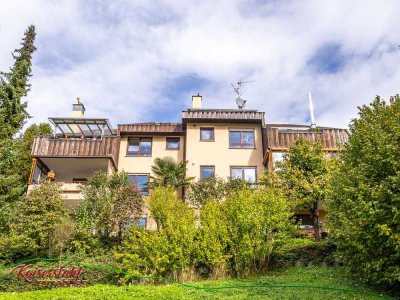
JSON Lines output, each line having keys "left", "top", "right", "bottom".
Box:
{"left": 72, "top": 97, "right": 85, "bottom": 118}
{"left": 192, "top": 93, "right": 202, "bottom": 109}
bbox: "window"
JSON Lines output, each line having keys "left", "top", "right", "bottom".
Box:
{"left": 229, "top": 129, "right": 255, "bottom": 148}
{"left": 200, "top": 127, "right": 214, "bottom": 141}
{"left": 166, "top": 137, "right": 180, "bottom": 150}
{"left": 127, "top": 138, "right": 152, "bottom": 156}
{"left": 32, "top": 160, "right": 49, "bottom": 184}
{"left": 230, "top": 167, "right": 257, "bottom": 182}
{"left": 200, "top": 166, "right": 215, "bottom": 179}
{"left": 128, "top": 174, "right": 149, "bottom": 195}
{"left": 138, "top": 215, "right": 147, "bottom": 228}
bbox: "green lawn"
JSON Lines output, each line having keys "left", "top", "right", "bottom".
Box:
{"left": 1, "top": 266, "right": 392, "bottom": 300}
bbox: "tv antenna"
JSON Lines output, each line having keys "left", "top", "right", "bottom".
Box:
{"left": 231, "top": 80, "right": 254, "bottom": 109}
{"left": 308, "top": 91, "right": 317, "bottom": 129}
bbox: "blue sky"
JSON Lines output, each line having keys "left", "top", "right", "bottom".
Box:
{"left": 1, "top": 0, "right": 400, "bottom": 129}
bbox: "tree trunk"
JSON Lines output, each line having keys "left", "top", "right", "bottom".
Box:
{"left": 311, "top": 202, "right": 321, "bottom": 242}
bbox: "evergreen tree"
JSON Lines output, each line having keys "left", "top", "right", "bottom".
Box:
{"left": 0, "top": 25, "right": 36, "bottom": 138}
{"left": 0, "top": 25, "right": 37, "bottom": 233}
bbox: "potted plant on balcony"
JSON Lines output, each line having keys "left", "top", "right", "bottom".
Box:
{"left": 47, "top": 170, "right": 56, "bottom": 182}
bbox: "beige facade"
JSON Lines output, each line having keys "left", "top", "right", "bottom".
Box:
{"left": 118, "top": 136, "right": 184, "bottom": 175}
{"left": 185, "top": 123, "right": 264, "bottom": 180}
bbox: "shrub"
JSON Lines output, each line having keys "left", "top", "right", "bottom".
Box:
{"left": 327, "top": 96, "right": 400, "bottom": 289}
{"left": 115, "top": 187, "right": 197, "bottom": 281}
{"left": 0, "top": 182, "right": 67, "bottom": 261}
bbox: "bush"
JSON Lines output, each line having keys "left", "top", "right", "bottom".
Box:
{"left": 115, "top": 186, "right": 197, "bottom": 281}
{"left": 327, "top": 96, "right": 400, "bottom": 290}
{"left": 270, "top": 238, "right": 336, "bottom": 268}
{"left": 116, "top": 185, "right": 295, "bottom": 280}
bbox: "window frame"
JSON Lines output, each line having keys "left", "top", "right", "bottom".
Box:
{"left": 229, "top": 129, "right": 255, "bottom": 149}
{"left": 200, "top": 127, "right": 215, "bottom": 141}
{"left": 166, "top": 137, "right": 180, "bottom": 150}
{"left": 230, "top": 166, "right": 257, "bottom": 182}
{"left": 200, "top": 165, "right": 215, "bottom": 179}
{"left": 128, "top": 174, "right": 150, "bottom": 195}
{"left": 126, "top": 137, "right": 152, "bottom": 157}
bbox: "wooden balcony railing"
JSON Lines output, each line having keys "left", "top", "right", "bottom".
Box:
{"left": 31, "top": 135, "right": 120, "bottom": 167}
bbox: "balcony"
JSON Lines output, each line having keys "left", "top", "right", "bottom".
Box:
{"left": 31, "top": 135, "right": 120, "bottom": 167}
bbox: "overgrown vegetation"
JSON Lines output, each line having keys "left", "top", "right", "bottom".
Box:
{"left": 261, "top": 139, "right": 335, "bottom": 241}
{"left": 327, "top": 96, "right": 400, "bottom": 292}
{"left": 115, "top": 185, "right": 295, "bottom": 281}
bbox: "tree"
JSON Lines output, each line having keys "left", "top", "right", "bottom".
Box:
{"left": 266, "top": 139, "right": 334, "bottom": 242}
{"left": 328, "top": 96, "right": 400, "bottom": 290}
{"left": 0, "top": 25, "right": 37, "bottom": 231}
{"left": 3, "top": 182, "right": 67, "bottom": 259}
{"left": 15, "top": 123, "right": 52, "bottom": 184}
{"left": 76, "top": 171, "right": 144, "bottom": 242}
{"left": 150, "top": 157, "right": 194, "bottom": 188}
{"left": 0, "top": 25, "right": 36, "bottom": 138}
{"left": 186, "top": 176, "right": 250, "bottom": 208}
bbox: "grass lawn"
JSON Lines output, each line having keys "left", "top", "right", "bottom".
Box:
{"left": 0, "top": 266, "right": 392, "bottom": 300}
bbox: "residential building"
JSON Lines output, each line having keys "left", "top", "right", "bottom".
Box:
{"left": 28, "top": 95, "right": 348, "bottom": 230}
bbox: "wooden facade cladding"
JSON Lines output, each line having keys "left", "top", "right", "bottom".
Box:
{"left": 182, "top": 109, "right": 265, "bottom": 125}
{"left": 265, "top": 127, "right": 349, "bottom": 150}
{"left": 118, "top": 123, "right": 183, "bottom": 135}
{"left": 31, "top": 136, "right": 120, "bottom": 167}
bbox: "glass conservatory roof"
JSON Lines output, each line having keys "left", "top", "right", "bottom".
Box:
{"left": 48, "top": 118, "right": 114, "bottom": 138}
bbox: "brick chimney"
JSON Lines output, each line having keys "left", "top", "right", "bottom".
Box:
{"left": 72, "top": 97, "right": 85, "bottom": 118}
{"left": 192, "top": 93, "right": 202, "bottom": 109}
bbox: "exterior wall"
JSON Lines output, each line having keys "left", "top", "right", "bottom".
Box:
{"left": 185, "top": 122, "right": 265, "bottom": 180}
{"left": 117, "top": 136, "right": 184, "bottom": 174}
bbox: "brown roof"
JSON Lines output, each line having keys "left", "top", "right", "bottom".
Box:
{"left": 265, "top": 127, "right": 348, "bottom": 150}
{"left": 117, "top": 123, "right": 183, "bottom": 135}
{"left": 182, "top": 109, "right": 265, "bottom": 126}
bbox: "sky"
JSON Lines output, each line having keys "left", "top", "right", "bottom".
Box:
{"left": 1, "top": 0, "right": 400, "bottom": 129}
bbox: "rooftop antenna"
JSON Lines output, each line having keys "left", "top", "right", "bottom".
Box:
{"left": 231, "top": 80, "right": 254, "bottom": 109}
{"left": 308, "top": 91, "right": 317, "bottom": 129}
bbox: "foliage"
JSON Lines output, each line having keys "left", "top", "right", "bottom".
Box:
{"left": 185, "top": 176, "right": 250, "bottom": 208}
{"left": 262, "top": 139, "right": 335, "bottom": 241}
{"left": 116, "top": 185, "right": 294, "bottom": 280}
{"left": 327, "top": 95, "right": 400, "bottom": 290}
{"left": 271, "top": 238, "right": 336, "bottom": 269}
{"left": 150, "top": 157, "right": 194, "bottom": 188}
{"left": 0, "top": 266, "right": 387, "bottom": 299}
{"left": 0, "top": 25, "right": 37, "bottom": 233}
{"left": 75, "top": 171, "right": 144, "bottom": 247}
{"left": 14, "top": 123, "right": 52, "bottom": 184}
{"left": 0, "top": 183, "right": 67, "bottom": 260}
{"left": 115, "top": 186, "right": 197, "bottom": 280}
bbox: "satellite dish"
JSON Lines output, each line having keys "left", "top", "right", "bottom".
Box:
{"left": 232, "top": 80, "right": 253, "bottom": 109}
{"left": 235, "top": 97, "right": 246, "bottom": 109}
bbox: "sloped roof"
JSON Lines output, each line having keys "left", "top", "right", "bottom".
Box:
{"left": 118, "top": 123, "right": 183, "bottom": 135}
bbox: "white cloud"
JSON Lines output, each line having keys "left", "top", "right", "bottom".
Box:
{"left": 0, "top": 0, "right": 399, "bottom": 129}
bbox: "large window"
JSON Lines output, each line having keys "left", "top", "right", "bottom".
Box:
{"left": 230, "top": 167, "right": 257, "bottom": 182}
{"left": 127, "top": 138, "right": 152, "bottom": 156}
{"left": 200, "top": 166, "right": 215, "bottom": 179}
{"left": 128, "top": 174, "right": 149, "bottom": 195}
{"left": 166, "top": 137, "right": 180, "bottom": 150}
{"left": 229, "top": 129, "right": 255, "bottom": 148}
{"left": 200, "top": 127, "right": 215, "bottom": 141}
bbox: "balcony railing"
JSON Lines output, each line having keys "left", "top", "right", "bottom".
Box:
{"left": 31, "top": 135, "right": 120, "bottom": 166}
